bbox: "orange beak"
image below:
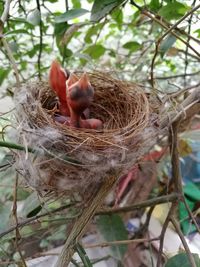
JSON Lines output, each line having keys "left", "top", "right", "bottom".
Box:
{"left": 66, "top": 73, "right": 79, "bottom": 94}
{"left": 77, "top": 72, "right": 91, "bottom": 91}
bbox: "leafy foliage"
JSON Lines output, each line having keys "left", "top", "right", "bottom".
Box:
{"left": 55, "top": 8, "right": 89, "bottom": 23}
{"left": 91, "top": 0, "right": 125, "bottom": 22}
{"left": 165, "top": 253, "right": 200, "bottom": 267}
{"left": 158, "top": 2, "right": 190, "bottom": 20}
{"left": 96, "top": 214, "right": 128, "bottom": 260}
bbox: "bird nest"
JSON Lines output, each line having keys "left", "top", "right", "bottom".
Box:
{"left": 14, "top": 71, "right": 152, "bottom": 199}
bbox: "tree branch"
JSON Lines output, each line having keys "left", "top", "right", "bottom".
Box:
{"left": 171, "top": 217, "right": 197, "bottom": 267}
{"left": 55, "top": 174, "right": 117, "bottom": 267}
{"left": 160, "top": 4, "right": 200, "bottom": 41}
{"left": 84, "top": 237, "right": 159, "bottom": 249}
{"left": 160, "top": 88, "right": 200, "bottom": 129}
{"left": 97, "top": 193, "right": 179, "bottom": 215}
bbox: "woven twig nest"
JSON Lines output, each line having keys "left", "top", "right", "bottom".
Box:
{"left": 14, "top": 71, "right": 152, "bottom": 198}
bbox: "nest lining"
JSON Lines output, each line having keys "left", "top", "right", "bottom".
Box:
{"left": 14, "top": 71, "right": 153, "bottom": 195}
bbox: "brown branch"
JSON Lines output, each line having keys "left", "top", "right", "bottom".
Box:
{"left": 0, "top": 194, "right": 179, "bottom": 242}
{"left": 160, "top": 88, "right": 200, "bottom": 129}
{"left": 148, "top": 2, "right": 200, "bottom": 87}
{"left": 171, "top": 217, "right": 197, "bottom": 267}
{"left": 184, "top": 0, "right": 197, "bottom": 87}
{"left": 154, "top": 70, "right": 200, "bottom": 80}
{"left": 55, "top": 173, "right": 117, "bottom": 267}
{"left": 182, "top": 197, "right": 200, "bottom": 234}
{"left": 84, "top": 237, "right": 159, "bottom": 249}
{"left": 169, "top": 120, "right": 182, "bottom": 193}
{"left": 150, "top": 4, "right": 200, "bottom": 87}
{"left": 157, "top": 115, "right": 197, "bottom": 266}
{"left": 156, "top": 203, "right": 177, "bottom": 267}
{"left": 0, "top": 202, "right": 77, "bottom": 239}
{"left": 129, "top": 2, "right": 200, "bottom": 87}
{"left": 133, "top": 6, "right": 200, "bottom": 58}
{"left": 97, "top": 193, "right": 179, "bottom": 215}
{"left": 160, "top": 4, "right": 200, "bottom": 41}
{"left": 163, "top": 82, "right": 200, "bottom": 101}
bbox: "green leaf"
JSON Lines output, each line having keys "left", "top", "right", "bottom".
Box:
{"left": 55, "top": 8, "right": 89, "bottom": 23}
{"left": 96, "top": 214, "right": 128, "bottom": 260}
{"left": 8, "top": 41, "right": 18, "bottom": 53}
{"left": 123, "top": 41, "right": 141, "bottom": 52}
{"left": 21, "top": 192, "right": 43, "bottom": 218}
{"left": 0, "top": 68, "right": 10, "bottom": 86}
{"left": 194, "top": 29, "right": 200, "bottom": 38}
{"left": 26, "top": 43, "right": 48, "bottom": 58}
{"left": 159, "top": 34, "right": 177, "bottom": 57}
{"left": 149, "top": 0, "right": 160, "bottom": 12}
{"left": 27, "top": 9, "right": 41, "bottom": 26}
{"left": 0, "top": 203, "right": 12, "bottom": 233}
{"left": 165, "top": 253, "right": 200, "bottom": 267}
{"left": 54, "top": 22, "right": 69, "bottom": 37}
{"left": 47, "top": 225, "right": 67, "bottom": 241}
{"left": 84, "top": 24, "right": 102, "bottom": 43}
{"left": 84, "top": 44, "right": 106, "bottom": 59}
{"left": 6, "top": 29, "right": 30, "bottom": 36}
{"left": 111, "top": 8, "right": 123, "bottom": 25}
{"left": 91, "top": 0, "right": 124, "bottom": 22}
{"left": 75, "top": 243, "right": 93, "bottom": 267}
{"left": 159, "top": 2, "right": 190, "bottom": 20}
{"left": 72, "top": 0, "right": 81, "bottom": 8}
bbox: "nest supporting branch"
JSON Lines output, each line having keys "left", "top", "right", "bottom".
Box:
{"left": 55, "top": 171, "right": 118, "bottom": 267}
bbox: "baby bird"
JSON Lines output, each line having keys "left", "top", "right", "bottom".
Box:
{"left": 67, "top": 73, "right": 94, "bottom": 116}
{"left": 80, "top": 118, "right": 103, "bottom": 130}
{"left": 66, "top": 73, "right": 103, "bottom": 130}
{"left": 49, "top": 60, "right": 70, "bottom": 116}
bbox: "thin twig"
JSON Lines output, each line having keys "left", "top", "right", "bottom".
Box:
{"left": 154, "top": 70, "right": 200, "bottom": 80}
{"left": 130, "top": 1, "right": 200, "bottom": 58}
{"left": 156, "top": 203, "right": 176, "bottom": 267}
{"left": 36, "top": 0, "right": 43, "bottom": 79}
{"left": 184, "top": 0, "right": 197, "bottom": 87}
{"left": 149, "top": 2, "right": 200, "bottom": 87}
{"left": 169, "top": 121, "right": 182, "bottom": 193}
{"left": 84, "top": 237, "right": 159, "bottom": 249}
{"left": 182, "top": 197, "right": 200, "bottom": 234}
{"left": 163, "top": 82, "right": 200, "bottom": 102}
{"left": 171, "top": 217, "right": 197, "bottom": 267}
{"left": 160, "top": 3, "right": 200, "bottom": 41}
{"left": 0, "top": 202, "right": 77, "bottom": 239}
{"left": 130, "top": 1, "right": 200, "bottom": 87}
{"left": 12, "top": 175, "right": 27, "bottom": 267}
{"left": 97, "top": 193, "right": 179, "bottom": 215}
{"left": 0, "top": 194, "right": 178, "bottom": 240}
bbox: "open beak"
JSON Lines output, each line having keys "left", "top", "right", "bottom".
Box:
{"left": 66, "top": 73, "right": 79, "bottom": 88}
{"left": 78, "top": 72, "right": 91, "bottom": 90}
